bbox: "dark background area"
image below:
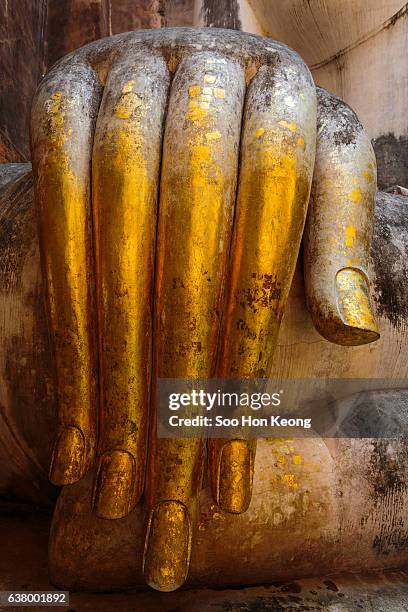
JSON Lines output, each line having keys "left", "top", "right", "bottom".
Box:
{"left": 0, "top": 0, "right": 196, "bottom": 163}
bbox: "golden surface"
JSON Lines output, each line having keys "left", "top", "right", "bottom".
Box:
{"left": 30, "top": 30, "right": 379, "bottom": 594}
{"left": 336, "top": 268, "right": 379, "bottom": 342}
{"left": 144, "top": 54, "right": 245, "bottom": 591}
{"left": 31, "top": 71, "right": 100, "bottom": 485}
{"left": 210, "top": 65, "right": 316, "bottom": 514}
{"left": 92, "top": 53, "right": 169, "bottom": 518}
{"left": 93, "top": 450, "right": 135, "bottom": 518}
{"left": 217, "top": 440, "right": 253, "bottom": 513}
{"left": 143, "top": 501, "right": 191, "bottom": 592}
{"left": 50, "top": 426, "right": 85, "bottom": 485}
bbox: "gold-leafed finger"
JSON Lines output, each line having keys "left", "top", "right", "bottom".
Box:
{"left": 31, "top": 64, "right": 102, "bottom": 485}
{"left": 209, "top": 59, "right": 317, "bottom": 513}
{"left": 216, "top": 439, "right": 254, "bottom": 513}
{"left": 304, "top": 88, "right": 379, "bottom": 346}
{"left": 143, "top": 53, "right": 245, "bottom": 592}
{"left": 92, "top": 50, "right": 170, "bottom": 519}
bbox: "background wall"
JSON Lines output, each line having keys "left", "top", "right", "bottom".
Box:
{"left": 0, "top": 0, "right": 47, "bottom": 162}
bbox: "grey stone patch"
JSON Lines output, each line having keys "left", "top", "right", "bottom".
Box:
{"left": 201, "top": 0, "right": 242, "bottom": 30}
{"left": 373, "top": 133, "right": 408, "bottom": 191}
{"left": 371, "top": 192, "right": 408, "bottom": 328}
{"left": 0, "top": 163, "right": 32, "bottom": 192}
{"left": 331, "top": 389, "right": 408, "bottom": 439}
{"left": 316, "top": 87, "right": 363, "bottom": 148}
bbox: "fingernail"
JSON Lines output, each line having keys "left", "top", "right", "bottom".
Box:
{"left": 336, "top": 268, "right": 379, "bottom": 345}
{"left": 93, "top": 450, "right": 136, "bottom": 519}
{"left": 217, "top": 440, "right": 253, "bottom": 514}
{"left": 49, "top": 426, "right": 85, "bottom": 485}
{"left": 143, "top": 500, "right": 191, "bottom": 592}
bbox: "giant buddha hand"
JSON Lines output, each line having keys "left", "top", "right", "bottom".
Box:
{"left": 30, "top": 28, "right": 378, "bottom": 591}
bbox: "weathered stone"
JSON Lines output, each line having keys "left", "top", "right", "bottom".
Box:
{"left": 0, "top": 0, "right": 47, "bottom": 162}
{"left": 1, "top": 504, "right": 408, "bottom": 610}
